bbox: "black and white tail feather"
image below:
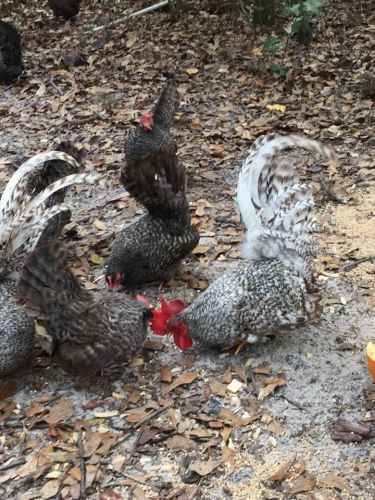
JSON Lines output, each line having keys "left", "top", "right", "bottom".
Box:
{"left": 236, "top": 134, "right": 338, "bottom": 282}
{"left": 0, "top": 151, "right": 105, "bottom": 259}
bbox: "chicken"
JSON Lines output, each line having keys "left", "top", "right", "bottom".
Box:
{"left": 142, "top": 134, "right": 338, "bottom": 349}
{"left": 106, "top": 79, "right": 199, "bottom": 289}
{"left": 47, "top": 0, "right": 81, "bottom": 20}
{"left": 0, "top": 20, "right": 23, "bottom": 83}
{"left": 17, "top": 241, "right": 152, "bottom": 374}
{"left": 0, "top": 151, "right": 105, "bottom": 376}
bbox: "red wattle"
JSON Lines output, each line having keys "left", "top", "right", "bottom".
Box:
{"left": 170, "top": 321, "right": 193, "bottom": 350}
{"left": 150, "top": 309, "right": 169, "bottom": 335}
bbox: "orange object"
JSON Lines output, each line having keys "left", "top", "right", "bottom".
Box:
{"left": 366, "top": 343, "right": 375, "bottom": 381}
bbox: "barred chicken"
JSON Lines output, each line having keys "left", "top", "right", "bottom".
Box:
{"left": 17, "top": 241, "right": 152, "bottom": 374}
{"left": 47, "top": 0, "right": 81, "bottom": 20}
{"left": 141, "top": 134, "right": 338, "bottom": 350}
{"left": 0, "top": 151, "right": 103, "bottom": 376}
{"left": 106, "top": 79, "right": 199, "bottom": 289}
{"left": 0, "top": 20, "right": 23, "bottom": 83}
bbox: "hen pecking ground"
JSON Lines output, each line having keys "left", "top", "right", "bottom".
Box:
{"left": 0, "top": 1, "right": 374, "bottom": 499}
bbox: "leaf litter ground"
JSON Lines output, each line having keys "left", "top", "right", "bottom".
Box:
{"left": 0, "top": 1, "right": 374, "bottom": 498}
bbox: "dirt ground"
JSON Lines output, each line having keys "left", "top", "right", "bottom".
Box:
{"left": 0, "top": 1, "right": 374, "bottom": 499}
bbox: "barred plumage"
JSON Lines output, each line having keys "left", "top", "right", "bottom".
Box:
{"left": 47, "top": 0, "right": 81, "bottom": 20}
{"left": 106, "top": 79, "right": 199, "bottom": 288}
{"left": 17, "top": 241, "right": 152, "bottom": 374}
{"left": 0, "top": 20, "right": 23, "bottom": 84}
{"left": 0, "top": 149, "right": 107, "bottom": 376}
{"left": 149, "top": 134, "right": 338, "bottom": 348}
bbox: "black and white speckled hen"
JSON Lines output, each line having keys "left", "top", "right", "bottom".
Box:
{"left": 47, "top": 0, "right": 81, "bottom": 20}
{"left": 0, "top": 20, "right": 23, "bottom": 83}
{"left": 106, "top": 79, "right": 199, "bottom": 289}
{"left": 0, "top": 151, "right": 103, "bottom": 376}
{"left": 141, "top": 134, "right": 338, "bottom": 350}
{"left": 17, "top": 240, "right": 152, "bottom": 374}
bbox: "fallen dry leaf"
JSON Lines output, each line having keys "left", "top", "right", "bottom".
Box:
{"left": 185, "top": 67, "right": 199, "bottom": 75}
{"left": 285, "top": 475, "right": 316, "bottom": 495}
{"left": 164, "top": 372, "right": 198, "bottom": 394}
{"left": 44, "top": 398, "right": 74, "bottom": 425}
{"left": 138, "top": 427, "right": 158, "bottom": 445}
{"left": 318, "top": 473, "right": 355, "bottom": 494}
{"left": 269, "top": 455, "right": 296, "bottom": 481}
{"left": 192, "top": 245, "right": 210, "bottom": 254}
{"left": 93, "top": 410, "right": 119, "bottom": 418}
{"left": 93, "top": 219, "right": 107, "bottom": 231}
{"left": 167, "top": 435, "right": 197, "bottom": 451}
{"left": 258, "top": 378, "right": 286, "bottom": 401}
{"left": 83, "top": 432, "right": 102, "bottom": 458}
{"left": 160, "top": 365, "right": 173, "bottom": 383}
{"left": 189, "top": 459, "right": 221, "bottom": 476}
{"left": 40, "top": 479, "right": 59, "bottom": 499}
{"left": 208, "top": 378, "right": 227, "bottom": 397}
{"left": 266, "top": 103, "right": 286, "bottom": 112}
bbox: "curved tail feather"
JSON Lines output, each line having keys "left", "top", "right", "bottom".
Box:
{"left": 152, "top": 79, "right": 180, "bottom": 130}
{"left": 0, "top": 151, "right": 80, "bottom": 222}
{"left": 0, "top": 151, "right": 108, "bottom": 260}
{"left": 236, "top": 134, "right": 338, "bottom": 280}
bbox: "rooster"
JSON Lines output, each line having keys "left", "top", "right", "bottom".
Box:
{"left": 47, "top": 0, "right": 81, "bottom": 20}
{"left": 0, "top": 20, "right": 23, "bottom": 83}
{"left": 17, "top": 241, "right": 152, "bottom": 374}
{"left": 0, "top": 151, "right": 105, "bottom": 376}
{"left": 106, "top": 79, "right": 199, "bottom": 289}
{"left": 139, "top": 134, "right": 338, "bottom": 350}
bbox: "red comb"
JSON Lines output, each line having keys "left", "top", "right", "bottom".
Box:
{"left": 136, "top": 293, "right": 185, "bottom": 336}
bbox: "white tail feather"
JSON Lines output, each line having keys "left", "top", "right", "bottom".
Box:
{"left": 1, "top": 150, "right": 109, "bottom": 260}
{"left": 0, "top": 172, "right": 101, "bottom": 245}
{"left": 0, "top": 151, "right": 80, "bottom": 221}
{"left": 236, "top": 134, "right": 338, "bottom": 280}
{"left": 5, "top": 205, "right": 71, "bottom": 256}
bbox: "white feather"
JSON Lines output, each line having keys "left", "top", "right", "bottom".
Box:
{"left": 0, "top": 172, "right": 102, "bottom": 246}
{"left": 0, "top": 148, "right": 109, "bottom": 261}
{"left": 0, "top": 151, "right": 79, "bottom": 221}
{"left": 236, "top": 134, "right": 338, "bottom": 279}
{"left": 5, "top": 204, "right": 71, "bottom": 256}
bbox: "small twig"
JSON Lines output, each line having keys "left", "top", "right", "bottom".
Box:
{"left": 128, "top": 484, "right": 137, "bottom": 499}
{"left": 279, "top": 394, "right": 306, "bottom": 411}
{"left": 111, "top": 431, "right": 132, "bottom": 451}
{"left": 77, "top": 429, "right": 86, "bottom": 496}
{"left": 341, "top": 255, "right": 375, "bottom": 272}
{"left": 85, "top": 1, "right": 169, "bottom": 33}
{"left": 130, "top": 406, "right": 170, "bottom": 457}
{"left": 249, "top": 369, "right": 260, "bottom": 396}
{"left": 133, "top": 405, "right": 169, "bottom": 430}
{"left": 0, "top": 458, "right": 26, "bottom": 472}
{"left": 48, "top": 78, "right": 63, "bottom": 96}
{"left": 280, "top": 30, "right": 292, "bottom": 68}
{"left": 118, "top": 472, "right": 151, "bottom": 487}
